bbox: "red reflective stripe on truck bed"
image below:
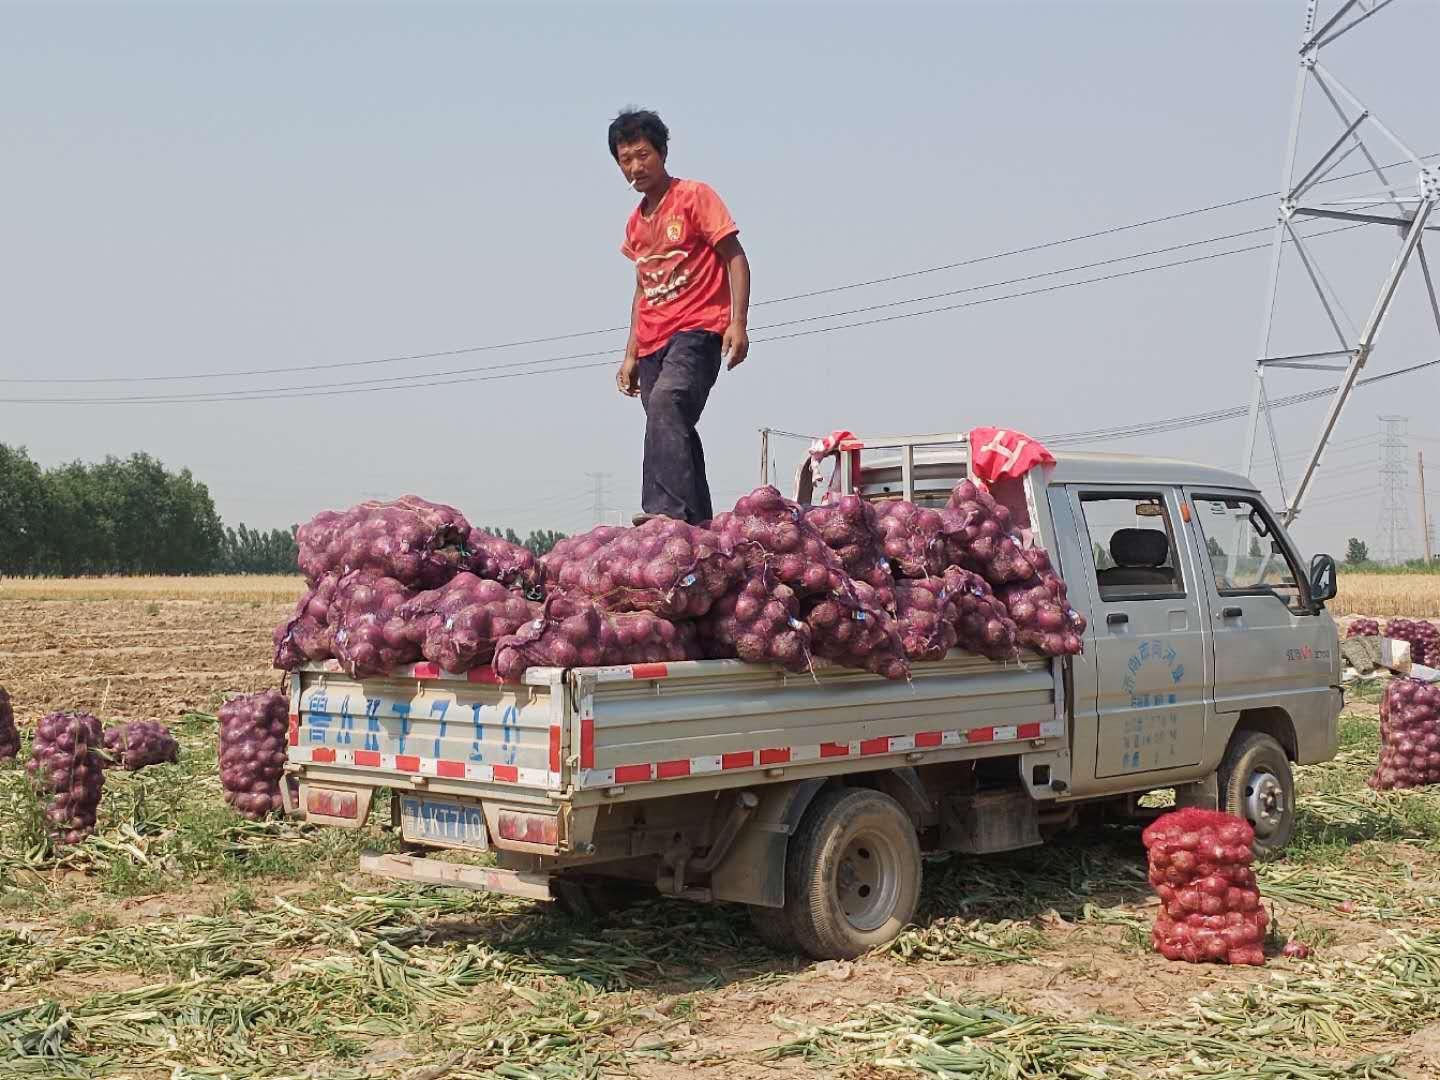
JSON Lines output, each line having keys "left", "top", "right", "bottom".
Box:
{"left": 354, "top": 750, "right": 382, "bottom": 767}
{"left": 1017, "top": 722, "right": 1042, "bottom": 739}
{"left": 437, "top": 760, "right": 466, "bottom": 779}
{"left": 759, "top": 747, "right": 791, "bottom": 765}
{"left": 657, "top": 759, "right": 691, "bottom": 779}
{"left": 467, "top": 666, "right": 502, "bottom": 684}
{"left": 394, "top": 755, "right": 421, "bottom": 773}
{"left": 966, "top": 727, "right": 995, "bottom": 743}
{"left": 722, "top": 751, "right": 755, "bottom": 770}
{"left": 915, "top": 731, "right": 943, "bottom": 748}
{"left": 492, "top": 764, "right": 519, "bottom": 783}
{"left": 614, "top": 763, "right": 653, "bottom": 784}
{"left": 630, "top": 663, "right": 669, "bottom": 680}
{"left": 860, "top": 737, "right": 890, "bottom": 756}
{"left": 310, "top": 747, "right": 336, "bottom": 764}
{"left": 580, "top": 716, "right": 595, "bottom": 769}
{"left": 288, "top": 715, "right": 299, "bottom": 746}
{"left": 820, "top": 742, "right": 851, "bottom": 758}
{"left": 548, "top": 725, "right": 562, "bottom": 773}
{"left": 411, "top": 662, "right": 441, "bottom": 679}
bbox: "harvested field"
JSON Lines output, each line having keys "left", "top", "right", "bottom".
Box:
{"left": 0, "top": 574, "right": 304, "bottom": 604}
{"left": 2, "top": 585, "right": 1440, "bottom": 1077}
{"left": 1336, "top": 571, "right": 1440, "bottom": 618}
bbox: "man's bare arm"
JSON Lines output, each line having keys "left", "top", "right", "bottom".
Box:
{"left": 616, "top": 280, "right": 644, "bottom": 396}
{"left": 716, "top": 234, "right": 750, "bottom": 369}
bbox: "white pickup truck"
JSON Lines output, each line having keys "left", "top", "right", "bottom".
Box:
{"left": 282, "top": 433, "right": 1342, "bottom": 959}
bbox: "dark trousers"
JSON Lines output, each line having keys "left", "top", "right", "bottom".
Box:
{"left": 638, "top": 330, "right": 723, "bottom": 524}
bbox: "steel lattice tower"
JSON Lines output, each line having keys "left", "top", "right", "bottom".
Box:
{"left": 1377, "top": 415, "right": 1413, "bottom": 564}
{"left": 1241, "top": 0, "right": 1440, "bottom": 523}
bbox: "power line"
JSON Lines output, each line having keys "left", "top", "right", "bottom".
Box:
{"left": 1, "top": 222, "right": 1368, "bottom": 406}
{"left": 6, "top": 156, "right": 1429, "bottom": 388}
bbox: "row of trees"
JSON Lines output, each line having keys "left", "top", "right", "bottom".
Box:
{"left": 0, "top": 444, "right": 566, "bottom": 576}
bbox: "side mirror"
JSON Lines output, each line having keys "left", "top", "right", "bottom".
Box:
{"left": 1309, "top": 553, "right": 1338, "bottom": 604}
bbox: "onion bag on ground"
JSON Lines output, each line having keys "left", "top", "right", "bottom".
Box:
{"left": 1385, "top": 618, "right": 1440, "bottom": 667}
{"left": 493, "top": 595, "right": 700, "bottom": 683}
{"left": 805, "top": 495, "right": 896, "bottom": 602}
{"left": 872, "top": 499, "right": 950, "bottom": 579}
{"left": 465, "top": 528, "right": 543, "bottom": 593}
{"left": 1346, "top": 617, "right": 1379, "bottom": 638}
{"left": 296, "top": 496, "right": 471, "bottom": 588}
{"left": 328, "top": 572, "right": 421, "bottom": 679}
{"left": 540, "top": 526, "right": 628, "bottom": 593}
{"left": 1142, "top": 808, "right": 1265, "bottom": 966}
{"left": 398, "top": 572, "right": 542, "bottom": 672}
{"left": 696, "top": 570, "right": 813, "bottom": 672}
{"left": 941, "top": 480, "right": 1034, "bottom": 586}
{"left": 995, "top": 568, "right": 1086, "bottom": 656}
{"left": 564, "top": 517, "right": 744, "bottom": 619}
{"left": 272, "top": 574, "right": 339, "bottom": 670}
{"left": 26, "top": 712, "right": 105, "bottom": 845}
{"left": 1369, "top": 677, "right": 1440, "bottom": 790}
{"left": 710, "top": 487, "right": 854, "bottom": 601}
{"left": 101, "top": 721, "right": 179, "bottom": 771}
{"left": 940, "top": 567, "right": 1021, "bottom": 661}
{"left": 805, "top": 581, "right": 910, "bottom": 681}
{"left": 218, "top": 690, "right": 289, "bottom": 820}
{"left": 893, "top": 578, "right": 958, "bottom": 662}
{"left": 0, "top": 686, "right": 17, "bottom": 760}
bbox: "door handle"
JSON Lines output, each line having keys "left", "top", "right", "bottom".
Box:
{"left": 1106, "top": 612, "right": 1129, "bottom": 626}
{"left": 1222, "top": 606, "right": 1243, "bottom": 619}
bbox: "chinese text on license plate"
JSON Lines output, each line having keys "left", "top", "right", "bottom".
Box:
{"left": 401, "top": 796, "right": 489, "bottom": 851}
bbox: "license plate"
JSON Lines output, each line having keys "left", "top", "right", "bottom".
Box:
{"left": 400, "top": 795, "right": 489, "bottom": 851}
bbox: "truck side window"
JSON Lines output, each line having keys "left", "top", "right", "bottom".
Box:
{"left": 1192, "top": 495, "right": 1304, "bottom": 611}
{"left": 1081, "top": 493, "right": 1184, "bottom": 601}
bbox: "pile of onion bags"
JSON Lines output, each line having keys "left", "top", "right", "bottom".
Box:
{"left": 26, "top": 712, "right": 105, "bottom": 845}
{"left": 272, "top": 574, "right": 339, "bottom": 670}
{"left": 540, "top": 526, "right": 628, "bottom": 592}
{"left": 1368, "top": 677, "right": 1440, "bottom": 790}
{"left": 1385, "top": 618, "right": 1440, "bottom": 667}
{"left": 995, "top": 551, "right": 1086, "bottom": 656}
{"left": 398, "top": 572, "right": 541, "bottom": 672}
{"left": 218, "top": 690, "right": 289, "bottom": 820}
{"left": 941, "top": 480, "right": 1034, "bottom": 585}
{"left": 894, "top": 578, "right": 959, "bottom": 662}
{"left": 1346, "top": 617, "right": 1380, "bottom": 638}
{"left": 805, "top": 581, "right": 910, "bottom": 681}
{"left": 711, "top": 487, "right": 853, "bottom": 600}
{"left": 872, "top": 500, "right": 949, "bottom": 579}
{"left": 805, "top": 495, "right": 896, "bottom": 601}
{"left": 465, "top": 528, "right": 543, "bottom": 594}
{"left": 565, "top": 517, "right": 743, "bottom": 619}
{"left": 940, "top": 568, "right": 1021, "bottom": 661}
{"left": 328, "top": 572, "right": 421, "bottom": 679}
{"left": 101, "top": 721, "right": 179, "bottom": 771}
{"left": 1143, "top": 808, "right": 1266, "bottom": 966}
{"left": 0, "top": 686, "right": 17, "bottom": 760}
{"left": 297, "top": 496, "right": 471, "bottom": 588}
{"left": 697, "top": 570, "right": 813, "bottom": 672}
{"left": 493, "top": 595, "right": 699, "bottom": 683}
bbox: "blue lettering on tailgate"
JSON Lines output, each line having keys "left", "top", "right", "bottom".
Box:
{"left": 363, "top": 697, "right": 382, "bottom": 752}
{"left": 337, "top": 695, "right": 355, "bottom": 745}
{"left": 429, "top": 700, "right": 450, "bottom": 758}
{"left": 469, "top": 703, "right": 486, "bottom": 762}
{"left": 391, "top": 702, "right": 412, "bottom": 754}
{"left": 307, "top": 688, "right": 330, "bottom": 744}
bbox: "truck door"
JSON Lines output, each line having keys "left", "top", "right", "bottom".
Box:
{"left": 1067, "top": 487, "right": 1211, "bottom": 780}
{"left": 1186, "top": 491, "right": 1338, "bottom": 728}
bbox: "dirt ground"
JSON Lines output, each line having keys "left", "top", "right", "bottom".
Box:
{"left": 2, "top": 594, "right": 1439, "bottom": 1079}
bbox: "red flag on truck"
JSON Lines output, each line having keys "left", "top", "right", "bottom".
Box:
{"left": 967, "top": 427, "right": 1055, "bottom": 488}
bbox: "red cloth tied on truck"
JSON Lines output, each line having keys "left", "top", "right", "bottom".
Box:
{"left": 966, "top": 427, "right": 1055, "bottom": 488}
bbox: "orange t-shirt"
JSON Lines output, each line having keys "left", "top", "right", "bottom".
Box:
{"left": 621, "top": 178, "right": 738, "bottom": 355}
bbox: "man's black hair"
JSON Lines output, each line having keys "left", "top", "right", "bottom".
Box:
{"left": 608, "top": 108, "right": 669, "bottom": 161}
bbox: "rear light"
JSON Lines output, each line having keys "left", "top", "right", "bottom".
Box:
{"left": 496, "top": 810, "right": 559, "bottom": 847}
{"left": 306, "top": 786, "right": 359, "bottom": 820}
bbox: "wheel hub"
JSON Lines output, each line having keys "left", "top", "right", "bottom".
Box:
{"left": 835, "top": 829, "right": 900, "bottom": 932}
{"left": 1244, "top": 769, "right": 1286, "bottom": 837}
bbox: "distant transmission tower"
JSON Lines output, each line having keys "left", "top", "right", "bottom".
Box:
{"left": 585, "top": 472, "right": 615, "bottom": 526}
{"left": 1377, "top": 415, "right": 1413, "bottom": 565}
{"left": 1241, "top": 0, "right": 1440, "bottom": 524}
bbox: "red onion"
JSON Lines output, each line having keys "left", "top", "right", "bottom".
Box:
{"left": 696, "top": 570, "right": 813, "bottom": 672}
{"left": 26, "top": 712, "right": 105, "bottom": 845}
{"left": 218, "top": 690, "right": 289, "bottom": 820}
{"left": 398, "top": 572, "right": 541, "bottom": 672}
{"left": 101, "top": 721, "right": 179, "bottom": 771}
{"left": 297, "top": 495, "right": 471, "bottom": 588}
{"left": 0, "top": 686, "right": 17, "bottom": 761}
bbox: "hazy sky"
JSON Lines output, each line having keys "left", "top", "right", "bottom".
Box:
{"left": 4, "top": 0, "right": 1439, "bottom": 562}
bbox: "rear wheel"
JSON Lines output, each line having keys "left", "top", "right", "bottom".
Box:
{"left": 781, "top": 788, "right": 921, "bottom": 960}
{"left": 747, "top": 903, "right": 798, "bottom": 952}
{"left": 552, "top": 878, "right": 651, "bottom": 921}
{"left": 1219, "top": 731, "right": 1295, "bottom": 859}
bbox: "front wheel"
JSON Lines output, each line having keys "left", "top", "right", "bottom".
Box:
{"left": 781, "top": 787, "right": 921, "bottom": 959}
{"left": 1219, "top": 731, "right": 1296, "bottom": 859}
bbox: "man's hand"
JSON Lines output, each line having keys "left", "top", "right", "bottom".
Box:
{"left": 722, "top": 321, "right": 749, "bottom": 370}
{"left": 616, "top": 354, "right": 640, "bottom": 397}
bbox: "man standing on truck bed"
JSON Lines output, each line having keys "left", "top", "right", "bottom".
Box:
{"left": 611, "top": 108, "right": 751, "bottom": 526}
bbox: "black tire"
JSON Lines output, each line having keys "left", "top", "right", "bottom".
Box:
{"left": 747, "top": 903, "right": 799, "bottom": 953}
{"left": 1219, "top": 731, "right": 1296, "bottom": 859}
{"left": 782, "top": 787, "right": 921, "bottom": 960}
{"left": 551, "top": 878, "right": 651, "bottom": 921}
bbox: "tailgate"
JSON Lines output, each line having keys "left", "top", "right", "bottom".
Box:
{"left": 287, "top": 661, "right": 565, "bottom": 791}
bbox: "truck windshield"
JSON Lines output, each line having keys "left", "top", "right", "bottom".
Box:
{"left": 1192, "top": 496, "right": 1304, "bottom": 611}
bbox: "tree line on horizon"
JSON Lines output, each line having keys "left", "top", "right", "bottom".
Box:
{"left": 0, "top": 444, "right": 565, "bottom": 576}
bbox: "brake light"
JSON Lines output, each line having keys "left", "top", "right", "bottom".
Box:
{"left": 496, "top": 810, "right": 559, "bottom": 847}
{"left": 306, "top": 787, "right": 358, "bottom": 819}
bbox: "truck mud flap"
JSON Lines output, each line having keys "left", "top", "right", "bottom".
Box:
{"left": 359, "top": 851, "right": 552, "bottom": 901}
